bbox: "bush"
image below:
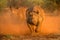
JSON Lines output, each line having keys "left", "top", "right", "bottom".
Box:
{"left": 0, "top": 0, "right": 7, "bottom": 11}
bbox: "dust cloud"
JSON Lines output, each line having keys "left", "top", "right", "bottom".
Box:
{"left": 0, "top": 7, "right": 60, "bottom": 35}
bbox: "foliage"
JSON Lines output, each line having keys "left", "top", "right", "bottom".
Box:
{"left": 7, "top": 0, "right": 19, "bottom": 9}
{"left": 20, "top": 0, "right": 60, "bottom": 12}
{"left": 0, "top": 0, "right": 60, "bottom": 12}
{"left": 0, "top": 0, "right": 7, "bottom": 11}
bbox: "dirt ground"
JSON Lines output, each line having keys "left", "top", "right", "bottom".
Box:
{"left": 0, "top": 34, "right": 60, "bottom": 40}
{"left": 0, "top": 7, "right": 60, "bottom": 40}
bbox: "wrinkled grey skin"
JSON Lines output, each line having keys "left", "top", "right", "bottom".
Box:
{"left": 26, "top": 7, "right": 39, "bottom": 33}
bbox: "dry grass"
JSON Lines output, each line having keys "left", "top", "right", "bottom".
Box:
{"left": 0, "top": 34, "right": 60, "bottom": 40}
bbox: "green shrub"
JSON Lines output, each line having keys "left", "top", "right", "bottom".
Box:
{"left": 0, "top": 0, "right": 7, "bottom": 11}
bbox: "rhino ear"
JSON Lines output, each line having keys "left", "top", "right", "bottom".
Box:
{"left": 26, "top": 6, "right": 34, "bottom": 13}
{"left": 26, "top": 7, "right": 33, "bottom": 17}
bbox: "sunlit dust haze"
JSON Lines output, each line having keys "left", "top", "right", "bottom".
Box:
{"left": 0, "top": 6, "right": 60, "bottom": 35}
